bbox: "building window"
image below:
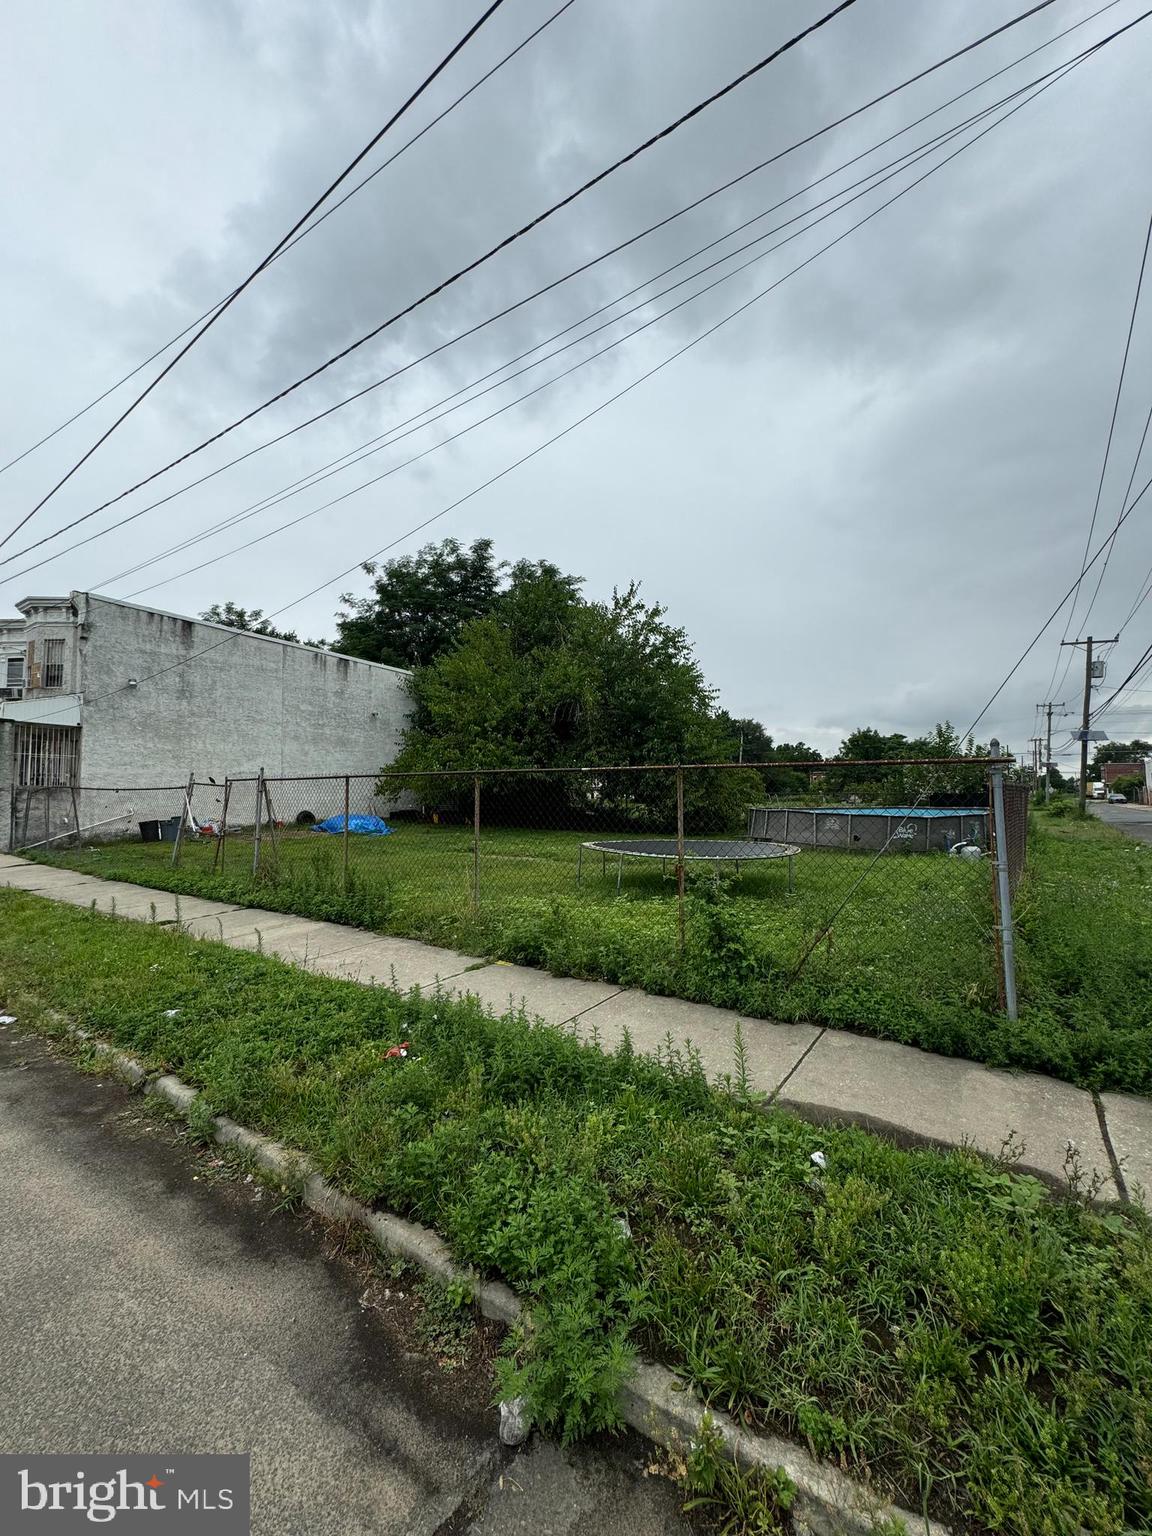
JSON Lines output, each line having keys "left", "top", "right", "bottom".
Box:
{"left": 5, "top": 655, "right": 22, "bottom": 689}
{"left": 16, "top": 724, "right": 80, "bottom": 787}
{"left": 43, "top": 637, "right": 65, "bottom": 690}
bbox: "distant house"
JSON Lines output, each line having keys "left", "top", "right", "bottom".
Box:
{"left": 0, "top": 593, "right": 411, "bottom": 851}
{"left": 1102, "top": 762, "right": 1145, "bottom": 787}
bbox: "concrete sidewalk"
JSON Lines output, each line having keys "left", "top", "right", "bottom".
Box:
{"left": 1, "top": 852, "right": 1148, "bottom": 1203}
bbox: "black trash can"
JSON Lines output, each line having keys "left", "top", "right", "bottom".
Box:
{"left": 139, "top": 820, "right": 161, "bottom": 843}
{"left": 159, "top": 816, "right": 182, "bottom": 843}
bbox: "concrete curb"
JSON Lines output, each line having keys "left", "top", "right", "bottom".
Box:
{"left": 74, "top": 1029, "right": 946, "bottom": 1536}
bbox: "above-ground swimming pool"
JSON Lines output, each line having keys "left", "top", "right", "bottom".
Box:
{"left": 747, "top": 805, "right": 987, "bottom": 854}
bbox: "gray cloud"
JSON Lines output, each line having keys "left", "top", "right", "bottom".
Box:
{"left": 2, "top": 0, "right": 1151, "bottom": 760}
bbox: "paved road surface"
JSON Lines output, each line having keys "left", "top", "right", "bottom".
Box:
{"left": 1089, "top": 800, "right": 1152, "bottom": 844}
{"left": 0, "top": 1028, "right": 690, "bottom": 1536}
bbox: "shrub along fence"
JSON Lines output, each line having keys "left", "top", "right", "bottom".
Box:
{"left": 16, "top": 757, "right": 1026, "bottom": 1025}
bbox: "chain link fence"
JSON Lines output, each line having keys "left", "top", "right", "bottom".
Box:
{"left": 11, "top": 783, "right": 194, "bottom": 853}
{"left": 999, "top": 782, "right": 1031, "bottom": 898}
{"left": 14, "top": 758, "right": 1025, "bottom": 1023}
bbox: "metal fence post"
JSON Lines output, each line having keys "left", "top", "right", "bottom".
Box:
{"left": 675, "top": 766, "right": 686, "bottom": 955}
{"left": 252, "top": 767, "right": 265, "bottom": 878}
{"left": 342, "top": 775, "right": 351, "bottom": 892}
{"left": 213, "top": 779, "right": 231, "bottom": 874}
{"left": 471, "top": 775, "right": 481, "bottom": 910}
{"left": 262, "top": 777, "right": 280, "bottom": 871}
{"left": 989, "top": 764, "right": 1019, "bottom": 1021}
{"left": 171, "top": 771, "right": 195, "bottom": 867}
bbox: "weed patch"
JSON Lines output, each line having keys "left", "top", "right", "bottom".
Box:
{"left": 29, "top": 810, "right": 1152, "bottom": 1089}
{"left": 1, "top": 888, "right": 1150, "bottom": 1532}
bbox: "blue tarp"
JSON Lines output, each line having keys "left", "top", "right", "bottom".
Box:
{"left": 311, "top": 814, "right": 393, "bottom": 836}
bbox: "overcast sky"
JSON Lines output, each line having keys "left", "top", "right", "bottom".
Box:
{"left": 3, "top": 0, "right": 1152, "bottom": 762}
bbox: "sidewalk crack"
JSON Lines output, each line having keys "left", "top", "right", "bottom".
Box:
{"left": 769, "top": 1025, "right": 828, "bottom": 1104}
{"left": 559, "top": 987, "right": 628, "bottom": 1028}
{"left": 1092, "top": 1090, "right": 1130, "bottom": 1203}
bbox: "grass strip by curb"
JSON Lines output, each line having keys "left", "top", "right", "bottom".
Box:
{"left": 71, "top": 1027, "right": 943, "bottom": 1536}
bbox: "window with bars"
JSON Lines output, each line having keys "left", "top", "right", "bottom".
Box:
{"left": 43, "top": 637, "right": 65, "bottom": 690}
{"left": 5, "top": 655, "right": 22, "bottom": 688}
{"left": 15, "top": 724, "right": 80, "bottom": 787}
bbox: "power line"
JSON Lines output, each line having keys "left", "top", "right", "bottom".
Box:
{"left": 5, "top": 0, "right": 1098, "bottom": 577}
{"left": 0, "top": 0, "right": 580, "bottom": 484}
{"left": 121, "top": 70, "right": 1098, "bottom": 598}
{"left": 1042, "top": 193, "right": 1152, "bottom": 701}
{"left": 16, "top": 38, "right": 1088, "bottom": 730}
{"left": 1116, "top": 555, "right": 1152, "bottom": 630}
{"left": 3, "top": 0, "right": 862, "bottom": 557}
{"left": 1081, "top": 396, "right": 1152, "bottom": 630}
{"left": 966, "top": 466, "right": 1152, "bottom": 739}
{"left": 1091, "top": 638, "right": 1152, "bottom": 718}
{"left": 79, "top": 58, "right": 1080, "bottom": 598}
{"left": 1101, "top": 391, "right": 1152, "bottom": 633}
{"left": 1090, "top": 631, "right": 1152, "bottom": 715}
{"left": 22, "top": 100, "right": 988, "bottom": 589}
{"left": 0, "top": 0, "right": 512, "bottom": 549}
{"left": 115, "top": 91, "right": 1049, "bottom": 601}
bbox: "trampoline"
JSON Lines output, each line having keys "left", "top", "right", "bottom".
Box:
{"left": 578, "top": 837, "right": 800, "bottom": 894}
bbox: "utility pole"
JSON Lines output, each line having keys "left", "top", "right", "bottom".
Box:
{"left": 1037, "top": 701, "right": 1060, "bottom": 804}
{"left": 1078, "top": 638, "right": 1094, "bottom": 815}
{"left": 1044, "top": 708, "right": 1052, "bottom": 802}
{"left": 1037, "top": 700, "right": 1068, "bottom": 804}
{"left": 1061, "top": 636, "right": 1118, "bottom": 812}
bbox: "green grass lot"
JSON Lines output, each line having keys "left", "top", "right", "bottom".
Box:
{"left": 1, "top": 888, "right": 1149, "bottom": 1536}
{"left": 29, "top": 803, "right": 1152, "bottom": 1092}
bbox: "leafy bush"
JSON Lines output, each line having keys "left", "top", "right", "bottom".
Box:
{"left": 1034, "top": 794, "right": 1085, "bottom": 820}
{"left": 683, "top": 873, "right": 772, "bottom": 1005}
{"left": 1108, "top": 775, "right": 1144, "bottom": 800}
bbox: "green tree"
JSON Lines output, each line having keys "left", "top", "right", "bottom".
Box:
{"left": 713, "top": 714, "right": 774, "bottom": 763}
{"left": 827, "top": 721, "right": 989, "bottom": 803}
{"left": 1090, "top": 739, "right": 1151, "bottom": 776}
{"left": 774, "top": 739, "right": 823, "bottom": 763}
{"left": 825, "top": 726, "right": 909, "bottom": 793}
{"left": 712, "top": 713, "right": 822, "bottom": 796}
{"left": 333, "top": 538, "right": 504, "bottom": 669}
{"left": 900, "top": 722, "right": 991, "bottom": 803}
{"left": 839, "top": 726, "right": 910, "bottom": 762}
{"left": 1107, "top": 774, "right": 1145, "bottom": 799}
{"left": 391, "top": 567, "right": 760, "bottom": 830}
{"left": 200, "top": 602, "right": 323, "bottom": 646}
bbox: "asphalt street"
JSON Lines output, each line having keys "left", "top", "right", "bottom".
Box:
{"left": 0, "top": 1026, "right": 691, "bottom": 1536}
{"left": 1089, "top": 799, "right": 1152, "bottom": 844}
